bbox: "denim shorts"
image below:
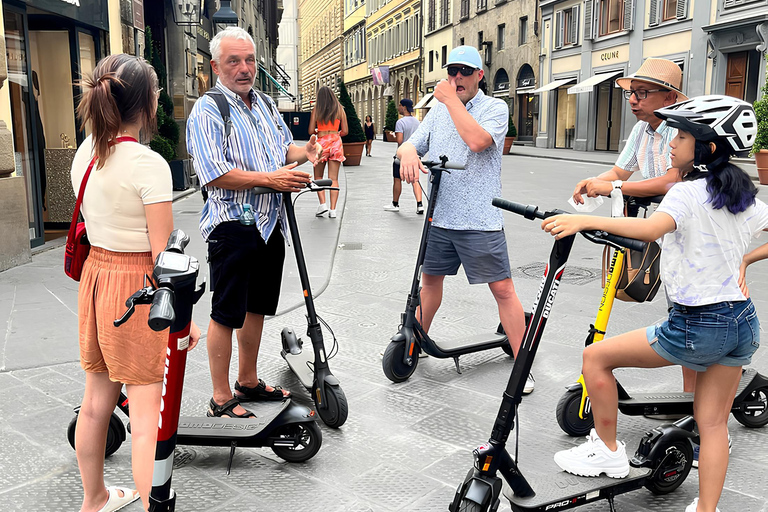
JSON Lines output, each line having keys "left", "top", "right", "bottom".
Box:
{"left": 422, "top": 227, "right": 511, "bottom": 284}
{"left": 646, "top": 299, "right": 760, "bottom": 372}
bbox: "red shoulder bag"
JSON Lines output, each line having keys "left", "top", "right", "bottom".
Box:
{"left": 64, "top": 136, "right": 137, "bottom": 281}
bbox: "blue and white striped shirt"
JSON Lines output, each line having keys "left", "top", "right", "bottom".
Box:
{"left": 615, "top": 120, "right": 677, "bottom": 179}
{"left": 187, "top": 82, "right": 294, "bottom": 241}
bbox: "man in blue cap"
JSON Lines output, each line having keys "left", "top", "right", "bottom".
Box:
{"left": 396, "top": 45, "right": 534, "bottom": 394}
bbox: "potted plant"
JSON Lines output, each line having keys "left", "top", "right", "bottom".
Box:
{"left": 752, "top": 54, "right": 768, "bottom": 185}
{"left": 504, "top": 114, "right": 517, "bottom": 155}
{"left": 337, "top": 79, "right": 366, "bottom": 166}
{"left": 384, "top": 99, "right": 398, "bottom": 142}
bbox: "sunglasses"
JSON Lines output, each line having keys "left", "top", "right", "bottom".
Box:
{"left": 447, "top": 66, "right": 477, "bottom": 77}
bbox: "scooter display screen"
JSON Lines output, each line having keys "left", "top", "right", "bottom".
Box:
{"left": 155, "top": 252, "right": 191, "bottom": 274}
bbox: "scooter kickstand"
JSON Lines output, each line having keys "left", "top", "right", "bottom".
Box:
{"left": 226, "top": 441, "right": 238, "bottom": 475}
{"left": 453, "top": 356, "right": 462, "bottom": 374}
{"left": 607, "top": 495, "right": 616, "bottom": 512}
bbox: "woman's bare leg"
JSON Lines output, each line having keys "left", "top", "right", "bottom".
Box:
{"left": 328, "top": 160, "right": 341, "bottom": 210}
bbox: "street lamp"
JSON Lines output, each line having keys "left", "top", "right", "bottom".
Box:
{"left": 213, "top": 1, "right": 239, "bottom": 33}
{"left": 171, "top": 0, "right": 203, "bottom": 26}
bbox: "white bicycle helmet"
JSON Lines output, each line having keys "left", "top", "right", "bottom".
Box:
{"left": 654, "top": 95, "right": 756, "bottom": 156}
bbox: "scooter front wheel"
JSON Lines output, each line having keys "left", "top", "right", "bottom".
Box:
{"left": 732, "top": 385, "right": 768, "bottom": 428}
{"left": 271, "top": 421, "right": 323, "bottom": 463}
{"left": 382, "top": 341, "right": 418, "bottom": 383}
{"left": 314, "top": 384, "right": 348, "bottom": 428}
{"left": 67, "top": 411, "right": 126, "bottom": 458}
{"left": 457, "top": 499, "right": 487, "bottom": 512}
{"left": 556, "top": 388, "right": 594, "bottom": 437}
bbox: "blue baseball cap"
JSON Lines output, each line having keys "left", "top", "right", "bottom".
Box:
{"left": 444, "top": 46, "right": 482, "bottom": 70}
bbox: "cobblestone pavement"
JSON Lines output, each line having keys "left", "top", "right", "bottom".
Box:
{"left": 1, "top": 146, "right": 767, "bottom": 511}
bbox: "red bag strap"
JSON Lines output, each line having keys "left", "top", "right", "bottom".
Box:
{"left": 67, "top": 136, "right": 139, "bottom": 241}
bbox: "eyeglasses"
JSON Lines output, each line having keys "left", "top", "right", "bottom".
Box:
{"left": 447, "top": 66, "right": 477, "bottom": 77}
{"left": 623, "top": 89, "right": 667, "bottom": 100}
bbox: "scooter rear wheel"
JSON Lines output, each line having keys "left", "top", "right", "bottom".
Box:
{"left": 271, "top": 421, "right": 323, "bottom": 463}
{"left": 645, "top": 439, "right": 693, "bottom": 495}
{"left": 382, "top": 341, "right": 419, "bottom": 383}
{"left": 556, "top": 388, "right": 594, "bottom": 437}
{"left": 313, "top": 384, "right": 348, "bottom": 428}
{"left": 67, "top": 411, "right": 126, "bottom": 458}
{"left": 732, "top": 385, "right": 768, "bottom": 428}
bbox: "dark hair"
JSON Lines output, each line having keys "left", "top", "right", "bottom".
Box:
{"left": 365, "top": 115, "right": 372, "bottom": 122}
{"left": 315, "top": 86, "right": 342, "bottom": 125}
{"left": 77, "top": 54, "right": 159, "bottom": 168}
{"left": 690, "top": 139, "right": 757, "bottom": 214}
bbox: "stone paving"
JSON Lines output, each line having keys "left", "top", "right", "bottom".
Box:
{"left": 1, "top": 145, "right": 768, "bottom": 511}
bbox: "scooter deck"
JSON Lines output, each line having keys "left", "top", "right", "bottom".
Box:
{"left": 177, "top": 400, "right": 290, "bottom": 447}
{"left": 282, "top": 348, "right": 315, "bottom": 389}
{"left": 618, "top": 393, "right": 694, "bottom": 416}
{"left": 434, "top": 332, "right": 508, "bottom": 352}
{"left": 504, "top": 466, "right": 650, "bottom": 511}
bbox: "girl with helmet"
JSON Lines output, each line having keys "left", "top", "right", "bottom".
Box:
{"left": 540, "top": 95, "right": 767, "bottom": 512}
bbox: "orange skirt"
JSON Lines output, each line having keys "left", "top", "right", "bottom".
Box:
{"left": 318, "top": 134, "right": 346, "bottom": 163}
{"left": 78, "top": 247, "right": 168, "bottom": 385}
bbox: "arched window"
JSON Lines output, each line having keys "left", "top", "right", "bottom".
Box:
{"left": 493, "top": 68, "right": 510, "bottom": 95}
{"left": 517, "top": 64, "right": 535, "bottom": 89}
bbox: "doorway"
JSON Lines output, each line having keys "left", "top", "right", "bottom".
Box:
{"left": 594, "top": 80, "right": 622, "bottom": 151}
{"left": 725, "top": 50, "right": 760, "bottom": 104}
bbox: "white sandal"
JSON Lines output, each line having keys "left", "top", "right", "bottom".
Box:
{"left": 97, "top": 486, "right": 140, "bottom": 512}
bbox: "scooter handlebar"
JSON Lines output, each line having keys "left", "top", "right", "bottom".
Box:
{"left": 252, "top": 179, "right": 336, "bottom": 195}
{"left": 492, "top": 197, "right": 647, "bottom": 252}
{"left": 148, "top": 288, "right": 175, "bottom": 332}
{"left": 164, "top": 229, "right": 189, "bottom": 254}
{"left": 393, "top": 156, "right": 465, "bottom": 170}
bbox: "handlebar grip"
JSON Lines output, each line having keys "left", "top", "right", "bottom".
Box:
{"left": 491, "top": 198, "right": 543, "bottom": 220}
{"left": 394, "top": 158, "right": 466, "bottom": 170}
{"left": 148, "top": 288, "right": 175, "bottom": 332}
{"left": 252, "top": 186, "right": 275, "bottom": 195}
{"left": 164, "top": 230, "right": 189, "bottom": 254}
{"left": 599, "top": 232, "right": 647, "bottom": 252}
{"left": 313, "top": 179, "right": 332, "bottom": 187}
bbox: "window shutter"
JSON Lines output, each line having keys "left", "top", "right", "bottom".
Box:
{"left": 583, "top": 0, "right": 594, "bottom": 40}
{"left": 571, "top": 5, "right": 579, "bottom": 44}
{"left": 623, "top": 0, "right": 634, "bottom": 31}
{"left": 555, "top": 10, "right": 564, "bottom": 49}
{"left": 676, "top": 0, "right": 688, "bottom": 20}
{"left": 649, "top": 0, "right": 660, "bottom": 26}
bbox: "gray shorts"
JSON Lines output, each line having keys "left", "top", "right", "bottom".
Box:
{"left": 422, "top": 227, "right": 511, "bottom": 284}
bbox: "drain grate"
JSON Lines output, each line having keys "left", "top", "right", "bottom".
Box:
{"left": 512, "top": 262, "right": 600, "bottom": 286}
{"left": 339, "top": 242, "right": 363, "bottom": 250}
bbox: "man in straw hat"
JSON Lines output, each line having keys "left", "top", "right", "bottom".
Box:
{"left": 572, "top": 58, "right": 687, "bottom": 205}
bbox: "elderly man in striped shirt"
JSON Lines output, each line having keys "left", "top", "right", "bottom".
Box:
{"left": 187, "top": 27, "right": 322, "bottom": 419}
{"left": 572, "top": 58, "right": 687, "bottom": 205}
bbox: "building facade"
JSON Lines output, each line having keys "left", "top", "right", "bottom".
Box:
{"left": 534, "top": 0, "right": 735, "bottom": 152}
{"left": 277, "top": 0, "right": 300, "bottom": 110}
{"left": 341, "top": 0, "right": 368, "bottom": 123}
{"left": 298, "top": 0, "right": 344, "bottom": 110}
{"left": 419, "top": 0, "right": 453, "bottom": 115}
{"left": 453, "top": 0, "right": 541, "bottom": 143}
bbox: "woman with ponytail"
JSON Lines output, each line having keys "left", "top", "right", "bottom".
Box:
{"left": 71, "top": 54, "right": 199, "bottom": 512}
{"left": 540, "top": 95, "right": 767, "bottom": 512}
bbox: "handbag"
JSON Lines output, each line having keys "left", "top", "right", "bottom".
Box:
{"left": 64, "top": 136, "right": 137, "bottom": 281}
{"left": 615, "top": 240, "right": 662, "bottom": 303}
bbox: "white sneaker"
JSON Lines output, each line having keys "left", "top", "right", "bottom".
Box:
{"left": 329, "top": 209, "right": 337, "bottom": 218}
{"left": 417, "top": 204, "right": 425, "bottom": 214}
{"left": 685, "top": 498, "right": 720, "bottom": 512}
{"left": 316, "top": 203, "right": 328, "bottom": 217}
{"left": 522, "top": 373, "right": 535, "bottom": 395}
{"left": 383, "top": 203, "right": 400, "bottom": 212}
{"left": 553, "top": 429, "right": 630, "bottom": 478}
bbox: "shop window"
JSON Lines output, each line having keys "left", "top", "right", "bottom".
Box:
{"left": 498, "top": 24, "right": 505, "bottom": 50}
{"left": 519, "top": 17, "right": 528, "bottom": 45}
{"left": 555, "top": 87, "right": 577, "bottom": 149}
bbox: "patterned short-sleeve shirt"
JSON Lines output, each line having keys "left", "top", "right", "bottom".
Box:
{"left": 407, "top": 90, "right": 509, "bottom": 231}
{"left": 615, "top": 120, "right": 677, "bottom": 179}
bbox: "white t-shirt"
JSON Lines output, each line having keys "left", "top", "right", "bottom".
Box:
{"left": 71, "top": 136, "right": 173, "bottom": 253}
{"left": 656, "top": 179, "right": 768, "bottom": 306}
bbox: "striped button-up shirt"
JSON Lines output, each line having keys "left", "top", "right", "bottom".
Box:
{"left": 187, "top": 82, "right": 293, "bottom": 242}
{"left": 615, "top": 120, "right": 677, "bottom": 179}
{"left": 407, "top": 90, "right": 508, "bottom": 231}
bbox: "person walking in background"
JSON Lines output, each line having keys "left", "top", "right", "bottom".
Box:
{"left": 72, "top": 54, "right": 200, "bottom": 512}
{"left": 384, "top": 99, "right": 424, "bottom": 214}
{"left": 364, "top": 115, "right": 375, "bottom": 157}
{"left": 309, "top": 86, "right": 349, "bottom": 218}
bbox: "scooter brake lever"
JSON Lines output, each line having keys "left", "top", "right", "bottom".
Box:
{"left": 114, "top": 303, "right": 136, "bottom": 327}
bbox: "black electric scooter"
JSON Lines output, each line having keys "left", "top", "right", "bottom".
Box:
{"left": 250, "top": 180, "right": 348, "bottom": 428}
{"left": 449, "top": 199, "right": 696, "bottom": 512}
{"left": 382, "top": 156, "right": 523, "bottom": 383}
{"left": 67, "top": 230, "right": 322, "bottom": 492}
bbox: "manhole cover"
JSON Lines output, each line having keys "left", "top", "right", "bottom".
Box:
{"left": 512, "top": 262, "right": 600, "bottom": 286}
{"left": 339, "top": 242, "right": 363, "bottom": 250}
{"left": 174, "top": 446, "right": 197, "bottom": 468}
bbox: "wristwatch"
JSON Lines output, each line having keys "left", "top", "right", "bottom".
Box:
{"left": 611, "top": 180, "right": 623, "bottom": 190}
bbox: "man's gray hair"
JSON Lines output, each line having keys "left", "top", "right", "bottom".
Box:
{"left": 210, "top": 27, "right": 256, "bottom": 62}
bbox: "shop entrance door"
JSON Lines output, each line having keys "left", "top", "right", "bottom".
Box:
{"left": 3, "top": 8, "right": 45, "bottom": 247}
{"left": 725, "top": 52, "right": 747, "bottom": 99}
{"left": 594, "top": 80, "right": 622, "bottom": 151}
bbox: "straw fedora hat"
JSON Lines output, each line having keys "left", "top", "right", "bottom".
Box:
{"left": 615, "top": 58, "right": 688, "bottom": 101}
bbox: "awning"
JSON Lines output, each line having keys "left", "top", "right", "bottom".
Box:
{"left": 414, "top": 93, "right": 435, "bottom": 109}
{"left": 516, "top": 87, "right": 536, "bottom": 95}
{"left": 567, "top": 71, "right": 623, "bottom": 94}
{"left": 531, "top": 78, "right": 576, "bottom": 93}
{"left": 259, "top": 65, "right": 294, "bottom": 100}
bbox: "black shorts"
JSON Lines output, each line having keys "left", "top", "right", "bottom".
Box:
{"left": 393, "top": 160, "right": 401, "bottom": 179}
{"left": 207, "top": 221, "right": 285, "bottom": 328}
